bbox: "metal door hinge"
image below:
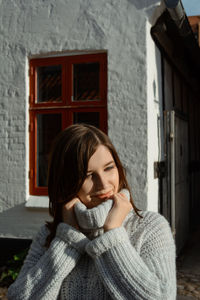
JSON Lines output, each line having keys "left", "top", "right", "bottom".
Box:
{"left": 154, "top": 161, "right": 166, "bottom": 179}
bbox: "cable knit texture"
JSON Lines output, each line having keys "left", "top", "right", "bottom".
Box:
{"left": 7, "top": 190, "right": 176, "bottom": 300}
{"left": 74, "top": 188, "right": 130, "bottom": 230}
{"left": 74, "top": 199, "right": 113, "bottom": 229}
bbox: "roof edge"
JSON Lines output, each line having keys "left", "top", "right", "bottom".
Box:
{"left": 163, "top": 0, "right": 185, "bottom": 27}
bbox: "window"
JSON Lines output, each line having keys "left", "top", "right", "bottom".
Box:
{"left": 29, "top": 53, "right": 107, "bottom": 195}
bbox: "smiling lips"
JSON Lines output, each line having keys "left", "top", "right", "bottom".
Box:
{"left": 94, "top": 191, "right": 113, "bottom": 200}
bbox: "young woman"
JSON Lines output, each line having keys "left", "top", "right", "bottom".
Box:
{"left": 7, "top": 124, "right": 176, "bottom": 300}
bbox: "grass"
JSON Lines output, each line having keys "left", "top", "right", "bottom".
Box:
{"left": 0, "top": 248, "right": 28, "bottom": 288}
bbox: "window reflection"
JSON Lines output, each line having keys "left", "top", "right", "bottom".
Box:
{"left": 37, "top": 65, "right": 62, "bottom": 103}
{"left": 73, "top": 63, "right": 100, "bottom": 101}
{"left": 37, "top": 114, "right": 61, "bottom": 186}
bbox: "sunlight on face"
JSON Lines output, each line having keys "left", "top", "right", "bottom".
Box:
{"left": 77, "top": 145, "right": 119, "bottom": 208}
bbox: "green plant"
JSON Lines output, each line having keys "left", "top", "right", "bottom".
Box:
{"left": 0, "top": 248, "right": 29, "bottom": 287}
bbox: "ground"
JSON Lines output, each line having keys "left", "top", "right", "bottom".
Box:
{"left": 177, "top": 271, "right": 200, "bottom": 299}
{"left": 177, "top": 226, "right": 200, "bottom": 299}
{"left": 0, "top": 287, "right": 7, "bottom": 300}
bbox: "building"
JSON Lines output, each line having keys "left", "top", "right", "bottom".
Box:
{"left": 151, "top": 0, "right": 200, "bottom": 252}
{"left": 0, "top": 0, "right": 200, "bottom": 253}
{"left": 188, "top": 15, "right": 200, "bottom": 45}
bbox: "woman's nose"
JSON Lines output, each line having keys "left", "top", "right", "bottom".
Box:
{"left": 94, "top": 173, "right": 107, "bottom": 189}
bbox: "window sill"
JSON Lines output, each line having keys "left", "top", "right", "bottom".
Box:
{"left": 26, "top": 196, "right": 49, "bottom": 210}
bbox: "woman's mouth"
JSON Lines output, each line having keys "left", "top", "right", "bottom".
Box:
{"left": 93, "top": 191, "right": 113, "bottom": 200}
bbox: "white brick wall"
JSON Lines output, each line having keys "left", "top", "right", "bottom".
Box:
{"left": 0, "top": 0, "right": 160, "bottom": 238}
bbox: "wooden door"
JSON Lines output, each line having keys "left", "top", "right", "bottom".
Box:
{"left": 163, "top": 111, "right": 190, "bottom": 253}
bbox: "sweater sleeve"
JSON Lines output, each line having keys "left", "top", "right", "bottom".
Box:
{"left": 7, "top": 223, "right": 89, "bottom": 300}
{"left": 85, "top": 213, "right": 176, "bottom": 300}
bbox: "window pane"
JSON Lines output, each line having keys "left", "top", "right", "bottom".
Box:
{"left": 37, "top": 65, "right": 62, "bottom": 103}
{"left": 37, "top": 114, "right": 61, "bottom": 187}
{"left": 73, "top": 112, "right": 100, "bottom": 128}
{"left": 73, "top": 63, "right": 100, "bottom": 101}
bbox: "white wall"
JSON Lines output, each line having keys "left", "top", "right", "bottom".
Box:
{"left": 146, "top": 6, "right": 164, "bottom": 212}
{"left": 0, "top": 0, "right": 160, "bottom": 238}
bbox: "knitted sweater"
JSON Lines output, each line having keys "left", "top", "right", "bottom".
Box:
{"left": 7, "top": 196, "right": 176, "bottom": 300}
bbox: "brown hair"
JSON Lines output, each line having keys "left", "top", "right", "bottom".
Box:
{"left": 46, "top": 124, "right": 140, "bottom": 246}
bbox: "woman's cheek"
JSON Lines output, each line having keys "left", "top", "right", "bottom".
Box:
{"left": 113, "top": 170, "right": 119, "bottom": 191}
{"left": 87, "top": 178, "right": 93, "bottom": 189}
{"left": 82, "top": 180, "right": 93, "bottom": 196}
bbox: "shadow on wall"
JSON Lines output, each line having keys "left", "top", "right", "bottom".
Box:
{"left": 0, "top": 203, "right": 51, "bottom": 240}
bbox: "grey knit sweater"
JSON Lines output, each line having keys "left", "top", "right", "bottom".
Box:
{"left": 7, "top": 196, "right": 176, "bottom": 299}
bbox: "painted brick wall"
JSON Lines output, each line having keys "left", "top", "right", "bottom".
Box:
{"left": 0, "top": 0, "right": 160, "bottom": 238}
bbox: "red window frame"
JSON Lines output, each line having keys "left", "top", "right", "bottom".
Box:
{"left": 29, "top": 53, "right": 107, "bottom": 196}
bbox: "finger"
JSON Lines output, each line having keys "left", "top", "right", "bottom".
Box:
{"left": 62, "top": 200, "right": 80, "bottom": 229}
{"left": 119, "top": 191, "right": 129, "bottom": 199}
{"left": 112, "top": 193, "right": 132, "bottom": 213}
{"left": 63, "top": 197, "right": 80, "bottom": 209}
{"left": 119, "top": 192, "right": 130, "bottom": 202}
{"left": 112, "top": 192, "right": 127, "bottom": 203}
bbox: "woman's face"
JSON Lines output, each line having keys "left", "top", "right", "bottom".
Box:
{"left": 77, "top": 145, "right": 119, "bottom": 208}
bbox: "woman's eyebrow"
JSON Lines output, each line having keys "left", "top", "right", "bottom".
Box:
{"left": 104, "top": 160, "right": 115, "bottom": 167}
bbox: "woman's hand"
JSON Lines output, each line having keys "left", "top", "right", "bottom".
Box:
{"left": 104, "top": 193, "right": 132, "bottom": 232}
{"left": 62, "top": 197, "right": 80, "bottom": 230}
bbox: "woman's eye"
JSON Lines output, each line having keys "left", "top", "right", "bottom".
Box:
{"left": 105, "top": 165, "right": 114, "bottom": 171}
{"left": 86, "top": 173, "right": 92, "bottom": 178}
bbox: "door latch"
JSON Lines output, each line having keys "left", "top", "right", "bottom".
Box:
{"left": 154, "top": 161, "right": 166, "bottom": 179}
